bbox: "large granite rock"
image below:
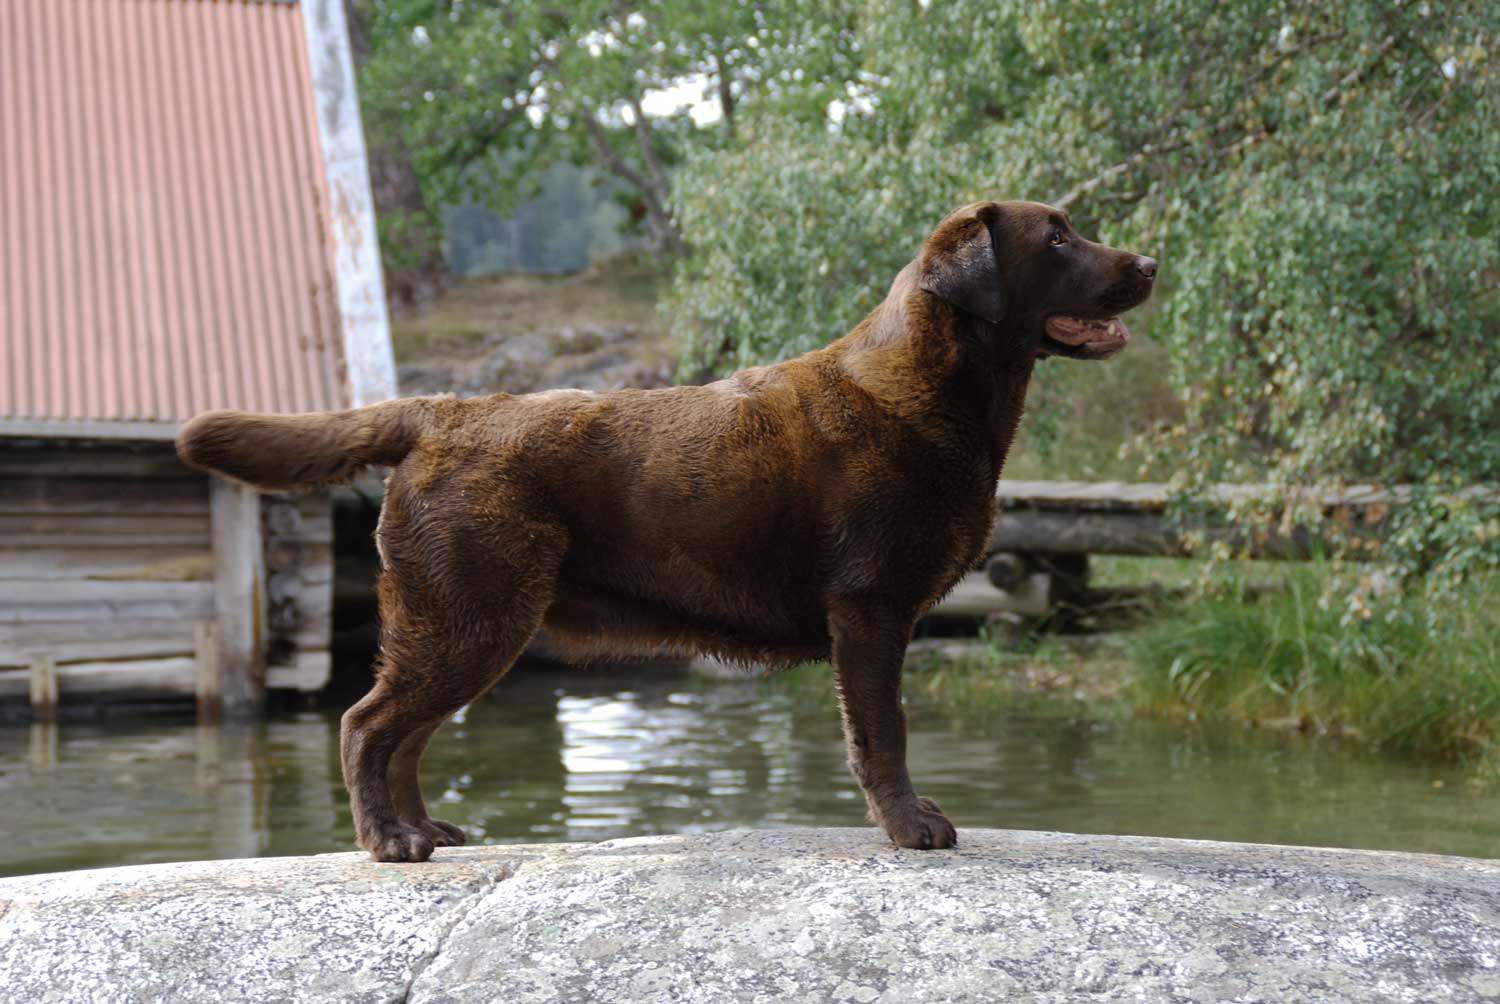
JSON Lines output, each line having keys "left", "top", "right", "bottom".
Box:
{"left": 2, "top": 828, "right": 1497, "bottom": 1003}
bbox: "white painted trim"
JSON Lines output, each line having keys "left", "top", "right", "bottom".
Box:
{"left": 0, "top": 418, "right": 180, "bottom": 441}
{"left": 299, "top": 0, "right": 398, "bottom": 407}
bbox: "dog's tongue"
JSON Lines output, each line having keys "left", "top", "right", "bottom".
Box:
{"left": 1045, "top": 315, "right": 1131, "bottom": 348}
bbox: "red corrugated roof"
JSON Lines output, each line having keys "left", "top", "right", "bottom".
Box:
{"left": 0, "top": 0, "right": 347, "bottom": 424}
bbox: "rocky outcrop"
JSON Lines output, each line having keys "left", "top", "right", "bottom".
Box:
{"left": 397, "top": 323, "right": 676, "bottom": 398}
{"left": 2, "top": 828, "right": 1497, "bottom": 1003}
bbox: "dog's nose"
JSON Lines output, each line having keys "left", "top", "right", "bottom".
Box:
{"left": 1135, "top": 256, "right": 1158, "bottom": 279}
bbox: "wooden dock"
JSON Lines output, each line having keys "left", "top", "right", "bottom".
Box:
{"left": 0, "top": 444, "right": 335, "bottom": 720}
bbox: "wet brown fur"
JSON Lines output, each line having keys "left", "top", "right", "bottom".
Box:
{"left": 177, "top": 201, "right": 1156, "bottom": 861}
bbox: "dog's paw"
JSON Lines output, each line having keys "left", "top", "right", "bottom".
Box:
{"left": 881, "top": 796, "right": 958, "bottom": 850}
{"left": 418, "top": 817, "right": 468, "bottom": 848}
{"left": 363, "top": 821, "right": 436, "bottom": 863}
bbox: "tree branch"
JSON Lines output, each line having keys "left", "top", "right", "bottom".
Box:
{"left": 627, "top": 95, "right": 673, "bottom": 202}
{"left": 1054, "top": 142, "right": 1180, "bottom": 210}
{"left": 1055, "top": 33, "right": 1397, "bottom": 211}
{"left": 712, "top": 45, "right": 736, "bottom": 138}
{"left": 1320, "top": 34, "right": 1396, "bottom": 106}
{"left": 626, "top": 96, "right": 680, "bottom": 252}
{"left": 1249, "top": 29, "right": 1347, "bottom": 86}
{"left": 584, "top": 113, "right": 650, "bottom": 193}
{"left": 584, "top": 111, "right": 677, "bottom": 254}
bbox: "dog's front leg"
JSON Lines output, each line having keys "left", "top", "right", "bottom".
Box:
{"left": 829, "top": 604, "right": 957, "bottom": 850}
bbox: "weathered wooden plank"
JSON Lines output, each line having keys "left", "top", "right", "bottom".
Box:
{"left": 0, "top": 600, "right": 211, "bottom": 624}
{"left": 0, "top": 581, "right": 212, "bottom": 625}
{"left": 0, "top": 657, "right": 198, "bottom": 701}
{"left": 0, "top": 549, "right": 213, "bottom": 582}
{"left": 266, "top": 490, "right": 331, "bottom": 518}
{"left": 293, "top": 492, "right": 333, "bottom": 514}
{"left": 83, "top": 554, "right": 216, "bottom": 583}
{"left": 0, "top": 617, "right": 202, "bottom": 649}
{"left": 298, "top": 544, "right": 335, "bottom": 586}
{"left": 0, "top": 580, "right": 214, "bottom": 605}
{"left": 263, "top": 499, "right": 304, "bottom": 536}
{"left": 0, "top": 633, "right": 199, "bottom": 668}
{"left": 264, "top": 514, "right": 333, "bottom": 546}
{"left": 988, "top": 509, "right": 1367, "bottom": 560}
{"left": 0, "top": 498, "right": 207, "bottom": 516}
{"left": 0, "top": 474, "right": 207, "bottom": 512}
{"left": 212, "top": 478, "right": 267, "bottom": 717}
{"left": 264, "top": 485, "right": 332, "bottom": 688}
{"left": 279, "top": 582, "right": 334, "bottom": 647}
{"left": 2, "top": 533, "right": 214, "bottom": 551}
{"left": 929, "top": 570, "right": 1054, "bottom": 619}
{"left": 0, "top": 514, "right": 211, "bottom": 537}
{"left": 268, "top": 649, "right": 331, "bottom": 693}
{"left": 0, "top": 448, "right": 192, "bottom": 479}
{"left": 996, "top": 482, "right": 1171, "bottom": 511}
{"left": 291, "top": 610, "right": 333, "bottom": 648}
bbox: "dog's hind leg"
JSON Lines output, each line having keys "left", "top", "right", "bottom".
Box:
{"left": 388, "top": 721, "right": 465, "bottom": 848}
{"left": 341, "top": 506, "right": 566, "bottom": 863}
{"left": 829, "top": 601, "right": 957, "bottom": 850}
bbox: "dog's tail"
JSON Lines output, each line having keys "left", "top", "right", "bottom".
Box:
{"left": 176, "top": 396, "right": 447, "bottom": 492}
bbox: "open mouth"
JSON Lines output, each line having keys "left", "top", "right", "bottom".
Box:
{"left": 1041, "top": 315, "right": 1130, "bottom": 358}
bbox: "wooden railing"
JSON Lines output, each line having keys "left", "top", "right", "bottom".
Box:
{"left": 936, "top": 480, "right": 1499, "bottom": 620}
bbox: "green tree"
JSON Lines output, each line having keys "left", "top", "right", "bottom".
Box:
{"left": 669, "top": 0, "right": 1500, "bottom": 578}
{"left": 357, "top": 1, "right": 857, "bottom": 259}
{"left": 346, "top": 0, "right": 448, "bottom": 306}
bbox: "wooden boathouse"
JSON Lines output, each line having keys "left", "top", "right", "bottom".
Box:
{"left": 0, "top": 0, "right": 396, "bottom": 718}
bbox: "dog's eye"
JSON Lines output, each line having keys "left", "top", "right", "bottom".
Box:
{"left": 1049, "top": 230, "right": 1067, "bottom": 246}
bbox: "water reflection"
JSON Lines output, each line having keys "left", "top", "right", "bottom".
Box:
{"left": 0, "top": 715, "right": 345, "bottom": 875}
{"left": 1, "top": 664, "right": 1496, "bottom": 877}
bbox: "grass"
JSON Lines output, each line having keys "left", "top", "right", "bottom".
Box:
{"left": 764, "top": 565, "right": 1500, "bottom": 777}
{"left": 765, "top": 632, "right": 1136, "bottom": 725}
{"left": 391, "top": 252, "right": 669, "bottom": 364}
{"left": 1131, "top": 569, "right": 1500, "bottom": 766}
{"left": 1087, "top": 554, "right": 1303, "bottom": 593}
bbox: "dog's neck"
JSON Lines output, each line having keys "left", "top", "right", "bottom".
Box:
{"left": 835, "top": 269, "right": 1037, "bottom": 481}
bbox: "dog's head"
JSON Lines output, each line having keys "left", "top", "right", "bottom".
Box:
{"left": 917, "top": 200, "right": 1157, "bottom": 359}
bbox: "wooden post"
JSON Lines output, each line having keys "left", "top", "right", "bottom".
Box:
{"left": 210, "top": 477, "right": 266, "bottom": 718}
{"left": 930, "top": 570, "right": 1055, "bottom": 619}
{"left": 195, "top": 621, "right": 221, "bottom": 721}
{"left": 985, "top": 553, "right": 1028, "bottom": 591}
{"left": 28, "top": 655, "right": 58, "bottom": 722}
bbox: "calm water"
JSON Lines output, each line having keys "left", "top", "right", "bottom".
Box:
{"left": 1, "top": 664, "right": 1495, "bottom": 877}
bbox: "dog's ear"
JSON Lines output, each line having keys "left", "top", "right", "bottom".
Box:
{"left": 917, "top": 203, "right": 1005, "bottom": 323}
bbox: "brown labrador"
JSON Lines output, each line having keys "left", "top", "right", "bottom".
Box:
{"left": 178, "top": 200, "right": 1156, "bottom": 861}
